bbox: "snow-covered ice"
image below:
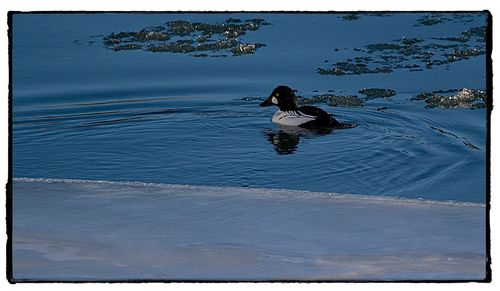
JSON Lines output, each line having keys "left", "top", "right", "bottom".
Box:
{"left": 11, "top": 178, "right": 487, "bottom": 281}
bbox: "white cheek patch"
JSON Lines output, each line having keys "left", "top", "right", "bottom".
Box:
{"left": 271, "top": 97, "right": 278, "bottom": 104}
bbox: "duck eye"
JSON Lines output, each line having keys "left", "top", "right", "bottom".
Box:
{"left": 275, "top": 93, "right": 279, "bottom": 97}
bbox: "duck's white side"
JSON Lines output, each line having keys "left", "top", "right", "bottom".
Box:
{"left": 272, "top": 110, "right": 316, "bottom": 126}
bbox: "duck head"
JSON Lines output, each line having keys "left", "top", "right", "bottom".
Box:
{"left": 260, "top": 85, "right": 298, "bottom": 111}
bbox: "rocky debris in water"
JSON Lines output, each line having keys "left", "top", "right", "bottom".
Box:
{"left": 451, "top": 13, "right": 477, "bottom": 24}
{"left": 359, "top": 88, "right": 397, "bottom": 99}
{"left": 432, "top": 36, "right": 469, "bottom": 43}
{"left": 103, "top": 18, "right": 269, "bottom": 57}
{"left": 411, "top": 88, "right": 486, "bottom": 109}
{"left": 432, "top": 88, "right": 460, "bottom": 94}
{"left": 142, "top": 31, "right": 170, "bottom": 41}
{"left": 417, "top": 17, "right": 442, "bottom": 26}
{"left": 399, "top": 37, "right": 424, "bottom": 46}
{"left": 318, "top": 19, "right": 486, "bottom": 76}
{"left": 366, "top": 43, "right": 402, "bottom": 53}
{"left": 445, "top": 48, "right": 484, "bottom": 61}
{"left": 412, "top": 92, "right": 434, "bottom": 101}
{"left": 341, "top": 14, "right": 360, "bottom": 21}
{"left": 418, "top": 47, "right": 485, "bottom": 67}
{"left": 317, "top": 61, "right": 393, "bottom": 76}
{"left": 368, "top": 13, "right": 391, "bottom": 17}
{"left": 354, "top": 56, "right": 373, "bottom": 63}
{"left": 112, "top": 44, "right": 143, "bottom": 51}
{"left": 148, "top": 44, "right": 191, "bottom": 53}
{"left": 461, "top": 26, "right": 487, "bottom": 42}
{"left": 298, "top": 94, "right": 364, "bottom": 107}
{"left": 404, "top": 64, "right": 421, "bottom": 69}
{"left": 103, "top": 30, "right": 170, "bottom": 46}
{"left": 165, "top": 20, "right": 194, "bottom": 36}
{"left": 231, "top": 43, "right": 266, "bottom": 56}
{"left": 196, "top": 39, "right": 238, "bottom": 51}
{"left": 415, "top": 14, "right": 450, "bottom": 26}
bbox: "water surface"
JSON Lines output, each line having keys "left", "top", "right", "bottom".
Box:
{"left": 12, "top": 13, "right": 488, "bottom": 202}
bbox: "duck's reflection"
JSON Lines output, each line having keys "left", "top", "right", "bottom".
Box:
{"left": 263, "top": 125, "right": 334, "bottom": 155}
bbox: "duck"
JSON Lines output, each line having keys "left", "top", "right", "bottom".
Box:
{"left": 260, "top": 85, "right": 356, "bottom": 129}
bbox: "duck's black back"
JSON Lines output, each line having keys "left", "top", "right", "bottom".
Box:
{"left": 298, "top": 105, "right": 341, "bottom": 128}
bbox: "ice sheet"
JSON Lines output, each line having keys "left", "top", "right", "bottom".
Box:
{"left": 11, "top": 178, "right": 487, "bottom": 281}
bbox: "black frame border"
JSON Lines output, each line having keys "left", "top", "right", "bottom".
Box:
{"left": 5, "top": 10, "right": 493, "bottom": 284}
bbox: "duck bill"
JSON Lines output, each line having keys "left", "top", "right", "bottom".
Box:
{"left": 260, "top": 97, "right": 273, "bottom": 106}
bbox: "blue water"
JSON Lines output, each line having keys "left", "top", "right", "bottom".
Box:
{"left": 12, "top": 13, "right": 488, "bottom": 202}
